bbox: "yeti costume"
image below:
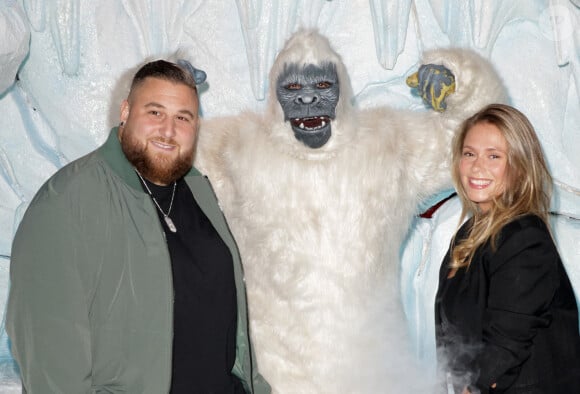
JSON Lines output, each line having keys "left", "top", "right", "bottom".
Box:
{"left": 195, "top": 30, "right": 507, "bottom": 393}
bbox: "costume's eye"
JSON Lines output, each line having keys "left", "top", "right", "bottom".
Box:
{"left": 316, "top": 81, "right": 332, "bottom": 89}
{"left": 286, "top": 83, "right": 301, "bottom": 90}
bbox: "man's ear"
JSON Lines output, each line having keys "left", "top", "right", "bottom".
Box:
{"left": 120, "top": 100, "right": 130, "bottom": 124}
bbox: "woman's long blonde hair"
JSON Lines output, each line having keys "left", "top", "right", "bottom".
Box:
{"left": 450, "top": 104, "right": 553, "bottom": 269}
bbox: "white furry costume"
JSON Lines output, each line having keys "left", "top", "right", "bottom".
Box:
{"left": 195, "top": 30, "right": 507, "bottom": 393}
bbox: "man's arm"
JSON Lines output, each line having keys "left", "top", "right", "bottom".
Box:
{"left": 6, "top": 190, "right": 93, "bottom": 393}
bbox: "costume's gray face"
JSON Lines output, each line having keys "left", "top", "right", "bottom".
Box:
{"left": 276, "top": 62, "right": 339, "bottom": 149}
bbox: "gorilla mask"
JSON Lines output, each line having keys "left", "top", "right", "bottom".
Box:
{"left": 276, "top": 62, "right": 339, "bottom": 149}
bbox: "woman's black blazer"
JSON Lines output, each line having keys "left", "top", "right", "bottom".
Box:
{"left": 435, "top": 214, "right": 580, "bottom": 393}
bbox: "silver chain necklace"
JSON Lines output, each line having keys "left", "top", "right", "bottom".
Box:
{"left": 135, "top": 169, "right": 177, "bottom": 233}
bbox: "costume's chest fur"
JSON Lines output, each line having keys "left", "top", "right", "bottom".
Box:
{"left": 210, "top": 119, "right": 422, "bottom": 392}
{"left": 222, "top": 119, "right": 417, "bottom": 280}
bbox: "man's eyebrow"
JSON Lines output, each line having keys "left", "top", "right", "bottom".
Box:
{"left": 144, "top": 102, "right": 164, "bottom": 109}
{"left": 144, "top": 102, "right": 195, "bottom": 118}
{"left": 177, "top": 109, "right": 195, "bottom": 119}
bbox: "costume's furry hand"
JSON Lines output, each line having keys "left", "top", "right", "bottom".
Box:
{"left": 406, "top": 64, "right": 456, "bottom": 112}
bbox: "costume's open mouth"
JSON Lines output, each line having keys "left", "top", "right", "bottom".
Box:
{"left": 290, "top": 116, "right": 330, "bottom": 131}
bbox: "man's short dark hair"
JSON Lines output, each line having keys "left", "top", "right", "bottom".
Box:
{"left": 129, "top": 60, "right": 197, "bottom": 96}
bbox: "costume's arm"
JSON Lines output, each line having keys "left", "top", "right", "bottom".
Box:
{"left": 398, "top": 49, "right": 508, "bottom": 200}
{"left": 6, "top": 191, "right": 93, "bottom": 393}
{"left": 474, "top": 224, "right": 558, "bottom": 391}
{"left": 195, "top": 114, "right": 252, "bottom": 212}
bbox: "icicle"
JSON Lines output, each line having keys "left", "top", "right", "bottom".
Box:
{"left": 427, "top": 0, "right": 472, "bottom": 46}
{"left": 470, "top": 1, "right": 524, "bottom": 51}
{"left": 427, "top": 0, "right": 446, "bottom": 35}
{"left": 120, "top": 0, "right": 198, "bottom": 61}
{"left": 369, "top": 0, "right": 413, "bottom": 69}
{"left": 540, "top": 1, "right": 578, "bottom": 101}
{"left": 546, "top": 0, "right": 576, "bottom": 66}
{"left": 23, "top": 0, "right": 45, "bottom": 32}
{"left": 48, "top": 0, "right": 80, "bottom": 76}
{"left": 236, "top": 0, "right": 276, "bottom": 100}
{"left": 120, "top": 0, "right": 153, "bottom": 55}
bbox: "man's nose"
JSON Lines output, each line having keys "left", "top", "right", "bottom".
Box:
{"left": 160, "top": 117, "right": 176, "bottom": 138}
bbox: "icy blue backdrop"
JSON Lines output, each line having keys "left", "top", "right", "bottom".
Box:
{"left": 0, "top": 0, "right": 578, "bottom": 390}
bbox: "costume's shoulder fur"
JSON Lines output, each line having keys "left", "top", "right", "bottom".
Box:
{"left": 196, "top": 111, "right": 263, "bottom": 171}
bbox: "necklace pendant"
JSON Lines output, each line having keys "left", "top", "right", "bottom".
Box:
{"left": 164, "top": 216, "right": 177, "bottom": 233}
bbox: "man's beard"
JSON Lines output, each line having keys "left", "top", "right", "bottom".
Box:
{"left": 120, "top": 132, "right": 194, "bottom": 185}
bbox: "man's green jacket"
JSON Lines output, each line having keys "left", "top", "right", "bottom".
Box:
{"left": 6, "top": 128, "right": 270, "bottom": 394}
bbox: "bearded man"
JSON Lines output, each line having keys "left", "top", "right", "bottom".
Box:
{"left": 6, "top": 59, "right": 270, "bottom": 394}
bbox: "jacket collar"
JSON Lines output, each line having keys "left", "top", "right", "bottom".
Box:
{"left": 98, "top": 127, "right": 202, "bottom": 191}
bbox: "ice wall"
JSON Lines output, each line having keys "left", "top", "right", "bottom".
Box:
{"left": 0, "top": 0, "right": 578, "bottom": 390}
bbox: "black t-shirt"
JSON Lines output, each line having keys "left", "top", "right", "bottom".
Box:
{"left": 140, "top": 177, "right": 240, "bottom": 393}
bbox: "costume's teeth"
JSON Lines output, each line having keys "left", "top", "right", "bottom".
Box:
{"left": 300, "top": 123, "right": 305, "bottom": 129}
{"left": 321, "top": 121, "right": 326, "bottom": 127}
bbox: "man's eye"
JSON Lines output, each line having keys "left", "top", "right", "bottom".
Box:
{"left": 316, "top": 81, "right": 331, "bottom": 89}
{"left": 177, "top": 116, "right": 191, "bottom": 122}
{"left": 149, "top": 110, "right": 160, "bottom": 116}
{"left": 286, "top": 83, "right": 301, "bottom": 90}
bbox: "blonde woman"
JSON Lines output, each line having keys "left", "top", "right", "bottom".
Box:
{"left": 435, "top": 104, "right": 580, "bottom": 393}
